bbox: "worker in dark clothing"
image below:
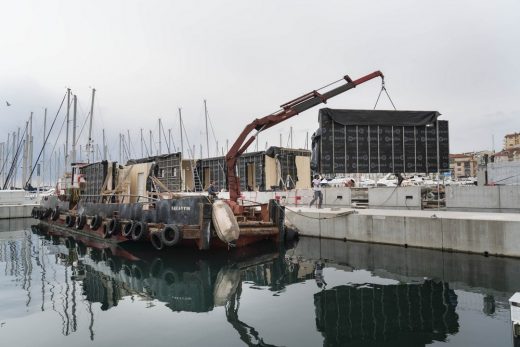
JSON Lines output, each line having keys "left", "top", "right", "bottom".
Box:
{"left": 396, "top": 172, "right": 404, "bottom": 187}
{"left": 208, "top": 181, "right": 218, "bottom": 199}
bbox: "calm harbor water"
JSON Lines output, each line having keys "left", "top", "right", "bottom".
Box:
{"left": 0, "top": 218, "right": 518, "bottom": 347}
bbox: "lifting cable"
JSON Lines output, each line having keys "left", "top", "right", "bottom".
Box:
{"left": 373, "top": 79, "right": 397, "bottom": 110}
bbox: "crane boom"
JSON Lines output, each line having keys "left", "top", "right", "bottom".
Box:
{"left": 225, "top": 70, "right": 384, "bottom": 204}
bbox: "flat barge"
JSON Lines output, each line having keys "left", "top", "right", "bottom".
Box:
{"left": 33, "top": 157, "right": 285, "bottom": 251}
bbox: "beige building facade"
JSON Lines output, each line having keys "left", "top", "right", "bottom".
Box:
{"left": 450, "top": 153, "right": 477, "bottom": 178}
{"left": 504, "top": 132, "right": 520, "bottom": 150}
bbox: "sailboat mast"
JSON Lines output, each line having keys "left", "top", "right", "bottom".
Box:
{"left": 22, "top": 121, "right": 28, "bottom": 186}
{"left": 127, "top": 130, "right": 132, "bottom": 158}
{"left": 149, "top": 130, "right": 152, "bottom": 156}
{"left": 2, "top": 133, "right": 9, "bottom": 184}
{"left": 178, "top": 108, "right": 184, "bottom": 158}
{"left": 28, "top": 112, "right": 33, "bottom": 185}
{"left": 65, "top": 88, "right": 70, "bottom": 169}
{"left": 168, "top": 129, "right": 172, "bottom": 153}
{"left": 140, "top": 128, "right": 144, "bottom": 157}
{"left": 204, "top": 100, "right": 209, "bottom": 158}
{"left": 88, "top": 88, "right": 96, "bottom": 162}
{"left": 158, "top": 118, "right": 162, "bottom": 155}
{"left": 15, "top": 127, "right": 20, "bottom": 187}
{"left": 9, "top": 131, "right": 15, "bottom": 188}
{"left": 42, "top": 109, "right": 46, "bottom": 186}
{"left": 103, "top": 129, "right": 107, "bottom": 160}
{"left": 72, "top": 96, "right": 77, "bottom": 163}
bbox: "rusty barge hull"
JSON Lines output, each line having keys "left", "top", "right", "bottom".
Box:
{"left": 35, "top": 195, "right": 284, "bottom": 251}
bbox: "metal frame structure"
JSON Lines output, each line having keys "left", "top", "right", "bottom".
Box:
{"left": 225, "top": 71, "right": 384, "bottom": 206}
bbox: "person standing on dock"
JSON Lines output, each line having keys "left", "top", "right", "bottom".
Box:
{"left": 396, "top": 172, "right": 404, "bottom": 187}
{"left": 309, "top": 174, "right": 323, "bottom": 208}
{"left": 208, "top": 180, "right": 218, "bottom": 199}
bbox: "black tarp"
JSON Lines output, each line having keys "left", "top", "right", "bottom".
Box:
{"left": 313, "top": 108, "right": 450, "bottom": 174}
{"left": 319, "top": 108, "right": 441, "bottom": 126}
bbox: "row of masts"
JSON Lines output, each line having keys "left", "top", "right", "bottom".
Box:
{"left": 0, "top": 88, "right": 96, "bottom": 189}
{"left": 0, "top": 89, "right": 310, "bottom": 189}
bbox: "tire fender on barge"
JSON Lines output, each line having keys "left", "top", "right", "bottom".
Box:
{"left": 131, "top": 221, "right": 148, "bottom": 241}
{"left": 161, "top": 225, "right": 182, "bottom": 246}
{"left": 90, "top": 214, "right": 102, "bottom": 230}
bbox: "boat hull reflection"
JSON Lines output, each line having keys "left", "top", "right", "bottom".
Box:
{"left": 31, "top": 223, "right": 295, "bottom": 314}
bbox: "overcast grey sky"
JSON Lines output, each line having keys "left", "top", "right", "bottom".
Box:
{"left": 1, "top": 0, "right": 519, "bottom": 161}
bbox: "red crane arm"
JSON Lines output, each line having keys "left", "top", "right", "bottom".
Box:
{"left": 225, "top": 70, "right": 384, "bottom": 203}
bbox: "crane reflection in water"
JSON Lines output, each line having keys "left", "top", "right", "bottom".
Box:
{"left": 0, "top": 221, "right": 462, "bottom": 347}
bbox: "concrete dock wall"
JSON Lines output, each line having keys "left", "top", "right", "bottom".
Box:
{"left": 285, "top": 207, "right": 520, "bottom": 258}
{"left": 0, "top": 205, "right": 38, "bottom": 219}
{"left": 274, "top": 188, "right": 352, "bottom": 207}
{"left": 446, "top": 185, "right": 520, "bottom": 212}
{"left": 223, "top": 185, "right": 520, "bottom": 212}
{"left": 368, "top": 187, "right": 423, "bottom": 209}
{"left": 0, "top": 190, "right": 27, "bottom": 204}
{"left": 219, "top": 188, "right": 353, "bottom": 207}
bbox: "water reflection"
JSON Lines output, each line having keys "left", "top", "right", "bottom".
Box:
{"left": 314, "top": 281, "right": 459, "bottom": 346}
{"left": 0, "top": 220, "right": 517, "bottom": 347}
{"left": 21, "top": 223, "right": 308, "bottom": 345}
{"left": 61, "top": 240, "right": 298, "bottom": 315}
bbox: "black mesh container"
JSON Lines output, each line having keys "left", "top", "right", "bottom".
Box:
{"left": 313, "top": 108, "right": 449, "bottom": 174}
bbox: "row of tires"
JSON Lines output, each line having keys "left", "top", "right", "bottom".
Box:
{"left": 32, "top": 206, "right": 183, "bottom": 250}
{"left": 32, "top": 207, "right": 60, "bottom": 221}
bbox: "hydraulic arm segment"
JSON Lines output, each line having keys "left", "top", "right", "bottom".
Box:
{"left": 225, "top": 70, "right": 384, "bottom": 210}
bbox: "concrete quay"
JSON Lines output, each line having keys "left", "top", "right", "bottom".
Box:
{"left": 0, "top": 204, "right": 38, "bottom": 219}
{"left": 285, "top": 206, "right": 520, "bottom": 258}
{"left": 228, "top": 186, "right": 520, "bottom": 211}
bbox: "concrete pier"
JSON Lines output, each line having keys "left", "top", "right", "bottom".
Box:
{"left": 446, "top": 185, "right": 520, "bottom": 212}
{"left": 285, "top": 206, "right": 520, "bottom": 258}
{"left": 229, "top": 186, "right": 520, "bottom": 212}
{"left": 0, "top": 204, "right": 38, "bottom": 219}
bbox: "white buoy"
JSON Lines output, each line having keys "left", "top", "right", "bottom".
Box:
{"left": 510, "top": 292, "right": 520, "bottom": 344}
{"left": 212, "top": 200, "right": 240, "bottom": 244}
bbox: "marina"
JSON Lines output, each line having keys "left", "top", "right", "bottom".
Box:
{"left": 2, "top": 1, "right": 520, "bottom": 345}
{"left": 0, "top": 219, "right": 518, "bottom": 346}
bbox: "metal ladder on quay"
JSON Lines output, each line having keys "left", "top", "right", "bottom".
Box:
{"left": 191, "top": 161, "right": 203, "bottom": 192}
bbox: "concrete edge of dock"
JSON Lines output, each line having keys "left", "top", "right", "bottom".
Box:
{"left": 285, "top": 206, "right": 520, "bottom": 258}
{"left": 0, "top": 204, "right": 38, "bottom": 219}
